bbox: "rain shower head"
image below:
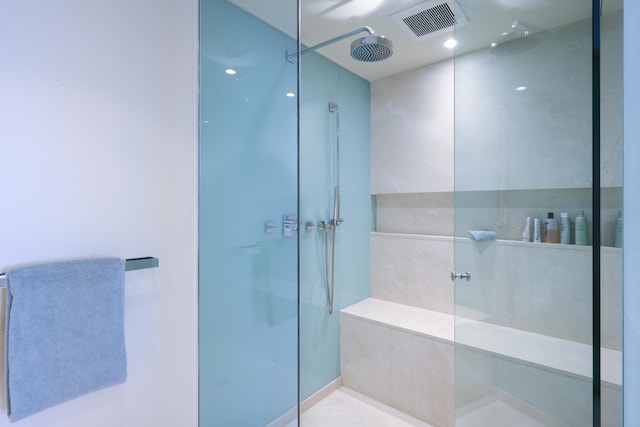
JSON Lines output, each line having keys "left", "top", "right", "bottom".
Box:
{"left": 286, "top": 26, "right": 394, "bottom": 63}
{"left": 350, "top": 35, "right": 393, "bottom": 62}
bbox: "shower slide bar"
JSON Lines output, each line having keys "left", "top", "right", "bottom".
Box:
{"left": 0, "top": 257, "right": 160, "bottom": 289}
{"left": 325, "top": 101, "right": 342, "bottom": 315}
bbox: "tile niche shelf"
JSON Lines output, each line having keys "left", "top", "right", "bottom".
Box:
{"left": 374, "top": 187, "right": 623, "bottom": 247}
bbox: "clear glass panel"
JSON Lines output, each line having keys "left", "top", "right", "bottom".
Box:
{"left": 600, "top": 3, "right": 624, "bottom": 426}
{"left": 198, "top": 1, "right": 298, "bottom": 425}
{"left": 298, "top": 1, "right": 455, "bottom": 425}
{"left": 196, "top": 0, "right": 624, "bottom": 425}
{"left": 452, "top": 1, "right": 611, "bottom": 425}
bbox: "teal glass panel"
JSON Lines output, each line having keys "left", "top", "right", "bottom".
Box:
{"left": 299, "top": 51, "right": 373, "bottom": 400}
{"left": 199, "top": 1, "right": 298, "bottom": 425}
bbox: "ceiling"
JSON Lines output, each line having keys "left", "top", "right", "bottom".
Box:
{"left": 229, "top": 0, "right": 623, "bottom": 82}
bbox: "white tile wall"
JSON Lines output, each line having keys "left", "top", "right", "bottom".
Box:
{"left": 364, "top": 9, "right": 624, "bottom": 427}
{"left": 371, "top": 13, "right": 622, "bottom": 195}
{"left": 370, "top": 60, "right": 454, "bottom": 195}
{"left": 371, "top": 233, "right": 454, "bottom": 314}
{"left": 370, "top": 232, "right": 622, "bottom": 349}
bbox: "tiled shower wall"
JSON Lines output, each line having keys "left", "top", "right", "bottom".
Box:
{"left": 368, "top": 7, "right": 624, "bottom": 357}
{"left": 371, "top": 12, "right": 623, "bottom": 238}
{"left": 371, "top": 232, "right": 621, "bottom": 350}
{"left": 358, "top": 9, "right": 623, "bottom": 426}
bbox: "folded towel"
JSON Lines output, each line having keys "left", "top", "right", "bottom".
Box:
{"left": 467, "top": 230, "right": 497, "bottom": 241}
{"left": 5, "top": 258, "right": 127, "bottom": 422}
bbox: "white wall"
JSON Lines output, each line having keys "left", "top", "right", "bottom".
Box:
{"left": 624, "top": 1, "right": 640, "bottom": 425}
{"left": 0, "top": 1, "right": 198, "bottom": 426}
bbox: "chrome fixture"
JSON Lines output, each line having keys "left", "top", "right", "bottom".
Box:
{"left": 0, "top": 257, "right": 160, "bottom": 289}
{"left": 451, "top": 270, "right": 472, "bottom": 281}
{"left": 322, "top": 102, "right": 343, "bottom": 315}
{"left": 286, "top": 26, "right": 393, "bottom": 63}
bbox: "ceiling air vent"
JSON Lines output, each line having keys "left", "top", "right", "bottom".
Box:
{"left": 392, "top": 0, "right": 469, "bottom": 41}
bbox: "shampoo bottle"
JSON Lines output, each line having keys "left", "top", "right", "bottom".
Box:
{"left": 544, "top": 212, "right": 559, "bottom": 243}
{"left": 560, "top": 212, "right": 570, "bottom": 244}
{"left": 575, "top": 210, "right": 587, "bottom": 245}
{"left": 533, "top": 217, "right": 541, "bottom": 243}
{"left": 615, "top": 210, "right": 623, "bottom": 248}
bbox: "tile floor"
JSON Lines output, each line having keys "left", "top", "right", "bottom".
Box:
{"left": 286, "top": 387, "right": 561, "bottom": 427}
{"left": 286, "top": 387, "right": 432, "bottom": 427}
{"left": 456, "top": 398, "right": 558, "bottom": 427}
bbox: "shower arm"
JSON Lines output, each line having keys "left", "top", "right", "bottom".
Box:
{"left": 286, "top": 26, "right": 374, "bottom": 63}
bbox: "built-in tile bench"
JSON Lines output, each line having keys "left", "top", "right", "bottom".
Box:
{"left": 356, "top": 232, "right": 623, "bottom": 426}
{"left": 340, "top": 298, "right": 454, "bottom": 427}
{"left": 341, "top": 297, "right": 622, "bottom": 427}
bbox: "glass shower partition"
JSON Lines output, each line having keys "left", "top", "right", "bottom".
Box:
{"left": 452, "top": 1, "right": 612, "bottom": 425}
{"left": 198, "top": 0, "right": 299, "bottom": 425}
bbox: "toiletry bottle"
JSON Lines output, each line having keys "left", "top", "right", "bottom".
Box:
{"left": 575, "top": 210, "right": 587, "bottom": 245}
{"left": 544, "top": 212, "right": 559, "bottom": 243}
{"left": 533, "top": 217, "right": 541, "bottom": 243}
{"left": 560, "top": 212, "right": 570, "bottom": 244}
{"left": 522, "top": 216, "right": 531, "bottom": 242}
{"left": 615, "top": 210, "right": 623, "bottom": 248}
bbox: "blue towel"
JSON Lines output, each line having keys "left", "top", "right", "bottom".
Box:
{"left": 5, "top": 258, "right": 127, "bottom": 422}
{"left": 467, "top": 230, "right": 497, "bottom": 241}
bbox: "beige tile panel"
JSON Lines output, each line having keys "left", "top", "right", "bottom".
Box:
{"left": 371, "top": 232, "right": 622, "bottom": 350}
{"left": 371, "top": 232, "right": 454, "bottom": 314}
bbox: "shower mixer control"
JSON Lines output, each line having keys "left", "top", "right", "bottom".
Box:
{"left": 316, "top": 219, "right": 343, "bottom": 231}
{"left": 283, "top": 215, "right": 298, "bottom": 237}
{"left": 265, "top": 221, "right": 277, "bottom": 234}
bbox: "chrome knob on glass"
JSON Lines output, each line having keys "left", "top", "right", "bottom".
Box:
{"left": 451, "top": 271, "right": 471, "bottom": 281}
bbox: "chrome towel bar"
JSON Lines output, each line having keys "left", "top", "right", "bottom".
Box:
{"left": 0, "top": 257, "right": 159, "bottom": 289}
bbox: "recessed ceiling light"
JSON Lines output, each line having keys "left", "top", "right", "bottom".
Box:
{"left": 286, "top": 92, "right": 296, "bottom": 98}
{"left": 444, "top": 39, "right": 457, "bottom": 49}
{"left": 516, "top": 86, "right": 527, "bottom": 91}
{"left": 225, "top": 69, "right": 236, "bottom": 75}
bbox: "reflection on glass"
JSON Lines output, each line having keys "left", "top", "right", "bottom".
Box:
{"left": 197, "top": 0, "right": 624, "bottom": 425}
{"left": 453, "top": 1, "right": 623, "bottom": 426}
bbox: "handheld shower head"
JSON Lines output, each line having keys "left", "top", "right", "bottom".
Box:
{"left": 350, "top": 35, "right": 393, "bottom": 62}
